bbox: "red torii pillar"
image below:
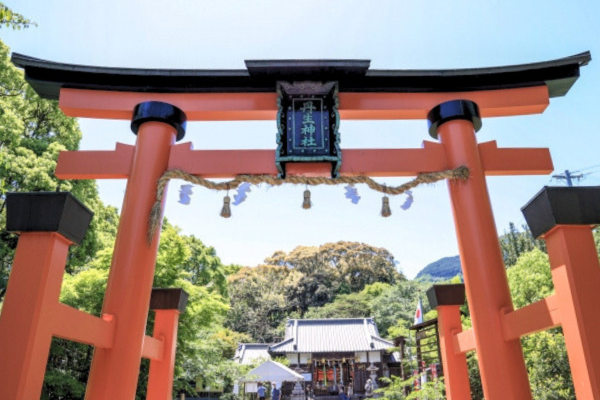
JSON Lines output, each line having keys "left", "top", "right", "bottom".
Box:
{"left": 0, "top": 192, "right": 97, "bottom": 400}
{"left": 84, "top": 102, "right": 187, "bottom": 400}
{"left": 426, "top": 284, "right": 471, "bottom": 400}
{"left": 428, "top": 100, "right": 532, "bottom": 399}
{"left": 147, "top": 288, "right": 189, "bottom": 400}
{"left": 522, "top": 186, "right": 600, "bottom": 399}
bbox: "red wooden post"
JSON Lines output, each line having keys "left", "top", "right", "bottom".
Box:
{"left": 85, "top": 102, "right": 186, "bottom": 400}
{"left": 429, "top": 100, "right": 532, "bottom": 400}
{"left": 0, "top": 193, "right": 93, "bottom": 400}
{"left": 147, "top": 288, "right": 189, "bottom": 400}
{"left": 522, "top": 186, "right": 600, "bottom": 399}
{"left": 426, "top": 284, "right": 471, "bottom": 400}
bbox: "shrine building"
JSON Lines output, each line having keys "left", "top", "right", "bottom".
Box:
{"left": 267, "top": 318, "right": 401, "bottom": 396}
{"left": 233, "top": 343, "right": 273, "bottom": 365}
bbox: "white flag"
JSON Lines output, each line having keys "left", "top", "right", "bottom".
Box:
{"left": 414, "top": 297, "right": 424, "bottom": 325}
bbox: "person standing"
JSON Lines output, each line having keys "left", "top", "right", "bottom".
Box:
{"left": 271, "top": 382, "right": 281, "bottom": 400}
{"left": 257, "top": 383, "right": 266, "bottom": 400}
{"left": 347, "top": 383, "right": 353, "bottom": 400}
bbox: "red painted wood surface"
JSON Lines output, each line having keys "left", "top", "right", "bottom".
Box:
{"left": 147, "top": 310, "right": 181, "bottom": 400}
{"left": 439, "top": 119, "right": 532, "bottom": 400}
{"left": 55, "top": 142, "right": 552, "bottom": 180}
{"left": 59, "top": 86, "right": 549, "bottom": 121}
{"left": 437, "top": 305, "right": 471, "bottom": 400}
{"left": 545, "top": 225, "right": 600, "bottom": 400}
{"left": 85, "top": 121, "right": 177, "bottom": 400}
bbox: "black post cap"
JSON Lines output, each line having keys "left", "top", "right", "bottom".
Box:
{"left": 521, "top": 186, "right": 600, "bottom": 239}
{"left": 131, "top": 101, "right": 187, "bottom": 141}
{"left": 6, "top": 192, "right": 93, "bottom": 245}
{"left": 427, "top": 99, "right": 482, "bottom": 139}
{"left": 150, "top": 288, "right": 189, "bottom": 313}
{"left": 426, "top": 284, "right": 466, "bottom": 309}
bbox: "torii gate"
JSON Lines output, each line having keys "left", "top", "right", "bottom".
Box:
{"left": 0, "top": 52, "right": 595, "bottom": 400}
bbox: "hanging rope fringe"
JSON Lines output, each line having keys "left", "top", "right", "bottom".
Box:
{"left": 220, "top": 195, "right": 232, "bottom": 218}
{"left": 381, "top": 196, "right": 391, "bottom": 217}
{"left": 302, "top": 189, "right": 312, "bottom": 209}
{"left": 146, "top": 165, "right": 469, "bottom": 243}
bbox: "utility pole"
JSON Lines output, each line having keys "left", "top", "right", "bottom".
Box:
{"left": 552, "top": 170, "right": 584, "bottom": 187}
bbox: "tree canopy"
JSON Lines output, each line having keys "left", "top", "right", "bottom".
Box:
{"left": 0, "top": 38, "right": 120, "bottom": 302}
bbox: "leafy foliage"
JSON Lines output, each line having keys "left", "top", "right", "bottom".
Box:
{"left": 507, "top": 249, "right": 554, "bottom": 308}
{"left": 467, "top": 352, "right": 483, "bottom": 400}
{"left": 304, "top": 290, "right": 372, "bottom": 319}
{"left": 500, "top": 222, "right": 546, "bottom": 267}
{"left": 266, "top": 241, "right": 404, "bottom": 315}
{"left": 0, "top": 3, "right": 36, "bottom": 29}
{"left": 0, "top": 38, "right": 120, "bottom": 301}
{"left": 377, "top": 375, "right": 445, "bottom": 400}
{"left": 506, "top": 249, "right": 574, "bottom": 399}
{"left": 370, "top": 280, "right": 430, "bottom": 338}
{"left": 227, "top": 264, "right": 303, "bottom": 342}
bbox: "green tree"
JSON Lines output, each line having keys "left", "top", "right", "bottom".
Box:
{"left": 226, "top": 264, "right": 303, "bottom": 342}
{"left": 500, "top": 222, "right": 546, "bottom": 267}
{"left": 377, "top": 375, "right": 445, "bottom": 400}
{"left": 304, "top": 291, "right": 372, "bottom": 319}
{"left": 370, "top": 280, "right": 430, "bottom": 338}
{"left": 0, "top": 38, "right": 119, "bottom": 302}
{"left": 265, "top": 241, "right": 404, "bottom": 316}
{"left": 467, "top": 352, "right": 483, "bottom": 400}
{"left": 0, "top": 3, "right": 36, "bottom": 29}
{"left": 181, "top": 234, "right": 229, "bottom": 298}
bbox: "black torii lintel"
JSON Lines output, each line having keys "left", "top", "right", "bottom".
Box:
{"left": 11, "top": 52, "right": 591, "bottom": 100}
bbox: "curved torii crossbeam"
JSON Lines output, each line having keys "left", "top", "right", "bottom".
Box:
{"left": 0, "top": 52, "right": 593, "bottom": 400}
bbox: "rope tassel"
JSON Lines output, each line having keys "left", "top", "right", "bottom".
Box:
{"left": 381, "top": 196, "right": 391, "bottom": 217}
{"left": 220, "top": 195, "right": 232, "bottom": 218}
{"left": 302, "top": 189, "right": 312, "bottom": 209}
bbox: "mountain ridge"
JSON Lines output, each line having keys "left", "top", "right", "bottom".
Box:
{"left": 415, "top": 255, "right": 462, "bottom": 281}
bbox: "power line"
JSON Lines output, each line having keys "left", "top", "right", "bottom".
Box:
{"left": 571, "top": 163, "right": 600, "bottom": 174}
{"left": 552, "top": 170, "right": 584, "bottom": 187}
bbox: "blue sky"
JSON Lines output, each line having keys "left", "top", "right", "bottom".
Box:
{"left": 3, "top": 1, "right": 600, "bottom": 278}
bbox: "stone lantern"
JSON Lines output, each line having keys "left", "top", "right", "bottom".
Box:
{"left": 290, "top": 378, "right": 305, "bottom": 400}
{"left": 366, "top": 363, "right": 380, "bottom": 396}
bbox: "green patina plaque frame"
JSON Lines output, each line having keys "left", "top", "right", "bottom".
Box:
{"left": 276, "top": 81, "right": 341, "bottom": 178}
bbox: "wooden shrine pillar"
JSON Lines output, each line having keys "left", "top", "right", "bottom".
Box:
{"left": 428, "top": 100, "right": 532, "bottom": 400}
{"left": 522, "top": 186, "right": 600, "bottom": 399}
{"left": 0, "top": 192, "right": 93, "bottom": 400}
{"left": 147, "top": 288, "right": 189, "bottom": 400}
{"left": 85, "top": 102, "right": 186, "bottom": 400}
{"left": 426, "top": 284, "right": 471, "bottom": 400}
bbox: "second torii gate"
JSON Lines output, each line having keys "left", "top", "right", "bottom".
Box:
{"left": 0, "top": 52, "right": 592, "bottom": 400}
